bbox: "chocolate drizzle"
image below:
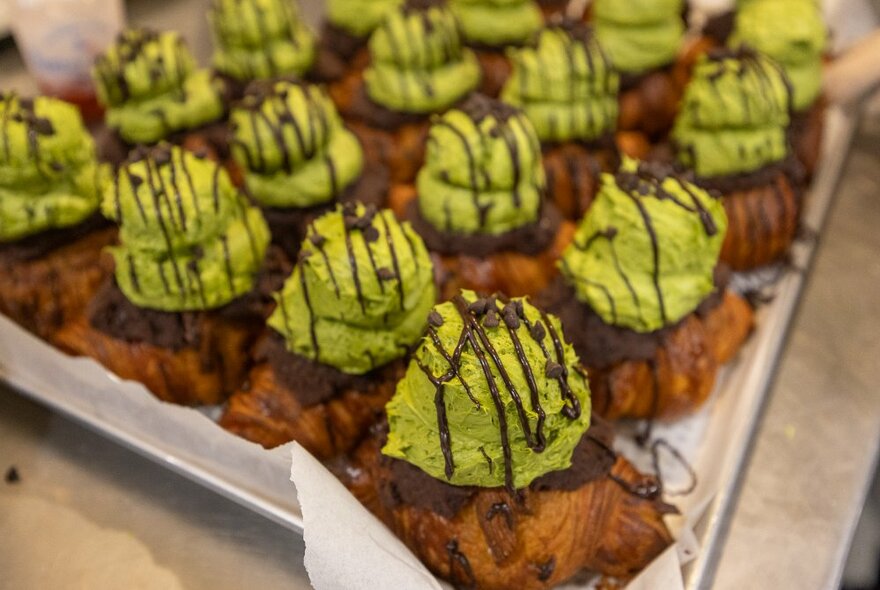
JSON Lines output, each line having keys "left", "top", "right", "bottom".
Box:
{"left": 419, "top": 294, "right": 582, "bottom": 494}
{"left": 0, "top": 92, "right": 61, "bottom": 181}
{"left": 428, "top": 94, "right": 542, "bottom": 232}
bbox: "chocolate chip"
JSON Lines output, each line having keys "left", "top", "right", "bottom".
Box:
{"left": 467, "top": 298, "right": 488, "bottom": 315}
{"left": 152, "top": 146, "right": 172, "bottom": 166}
{"left": 128, "top": 173, "right": 144, "bottom": 188}
{"left": 377, "top": 267, "right": 395, "bottom": 280}
{"left": 50, "top": 161, "right": 64, "bottom": 172}
{"left": 362, "top": 225, "right": 380, "bottom": 242}
{"left": 483, "top": 309, "right": 499, "bottom": 328}
{"left": 513, "top": 299, "right": 524, "bottom": 318}
{"left": 5, "top": 466, "right": 20, "bottom": 484}
{"left": 502, "top": 304, "right": 520, "bottom": 329}
{"left": 428, "top": 310, "right": 444, "bottom": 327}
{"left": 309, "top": 233, "right": 326, "bottom": 247}
{"left": 545, "top": 361, "right": 564, "bottom": 379}
{"left": 530, "top": 321, "right": 546, "bottom": 341}
{"left": 192, "top": 147, "right": 209, "bottom": 160}
{"left": 31, "top": 117, "right": 55, "bottom": 135}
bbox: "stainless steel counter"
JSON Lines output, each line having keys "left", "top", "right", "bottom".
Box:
{"left": 1, "top": 2, "right": 879, "bottom": 588}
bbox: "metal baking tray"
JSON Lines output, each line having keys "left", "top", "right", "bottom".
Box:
{"left": 0, "top": 0, "right": 858, "bottom": 582}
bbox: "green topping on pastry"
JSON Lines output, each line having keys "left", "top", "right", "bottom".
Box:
{"left": 268, "top": 203, "right": 436, "bottom": 374}
{"left": 672, "top": 48, "right": 792, "bottom": 178}
{"left": 559, "top": 158, "right": 726, "bottom": 333}
{"left": 417, "top": 95, "right": 544, "bottom": 235}
{"left": 449, "top": 0, "right": 542, "bottom": 48}
{"left": 384, "top": 290, "right": 591, "bottom": 489}
{"left": 593, "top": 0, "right": 685, "bottom": 74}
{"left": 209, "top": 0, "right": 316, "bottom": 81}
{"left": 92, "top": 29, "right": 225, "bottom": 144}
{"left": 501, "top": 22, "right": 620, "bottom": 143}
{"left": 327, "top": 0, "right": 403, "bottom": 38}
{"left": 730, "top": 0, "right": 826, "bottom": 111}
{"left": 0, "top": 94, "right": 104, "bottom": 242}
{"left": 230, "top": 80, "right": 363, "bottom": 208}
{"left": 365, "top": 2, "right": 481, "bottom": 114}
{"left": 104, "top": 144, "right": 270, "bottom": 312}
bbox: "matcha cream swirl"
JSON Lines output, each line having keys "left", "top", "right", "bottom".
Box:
{"left": 383, "top": 290, "right": 591, "bottom": 490}
{"left": 92, "top": 29, "right": 224, "bottom": 144}
{"left": 0, "top": 94, "right": 104, "bottom": 242}
{"left": 417, "top": 95, "right": 545, "bottom": 235}
{"left": 327, "top": 0, "right": 403, "bottom": 38}
{"left": 209, "top": 0, "right": 316, "bottom": 81}
{"left": 104, "top": 144, "right": 270, "bottom": 312}
{"left": 672, "top": 48, "right": 792, "bottom": 178}
{"left": 268, "top": 203, "right": 436, "bottom": 375}
{"left": 559, "top": 159, "right": 726, "bottom": 333}
{"left": 593, "top": 0, "right": 685, "bottom": 74}
{"left": 365, "top": 2, "right": 481, "bottom": 114}
{"left": 450, "top": 0, "right": 543, "bottom": 48}
{"left": 730, "top": 0, "right": 826, "bottom": 112}
{"left": 502, "top": 22, "right": 620, "bottom": 143}
{"left": 230, "top": 80, "right": 363, "bottom": 208}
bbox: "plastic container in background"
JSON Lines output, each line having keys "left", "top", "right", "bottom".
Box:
{"left": 11, "top": 0, "right": 125, "bottom": 122}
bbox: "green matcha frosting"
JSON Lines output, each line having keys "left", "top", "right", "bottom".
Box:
{"left": 104, "top": 144, "right": 270, "bottom": 312}
{"left": 501, "top": 22, "right": 620, "bottom": 143}
{"left": 672, "top": 48, "right": 792, "bottom": 178}
{"left": 0, "top": 94, "right": 104, "bottom": 242}
{"left": 209, "top": 0, "right": 316, "bottom": 81}
{"left": 730, "top": 0, "right": 826, "bottom": 111}
{"left": 364, "top": 2, "right": 481, "bottom": 114}
{"left": 559, "top": 159, "right": 727, "bottom": 333}
{"left": 383, "top": 290, "right": 591, "bottom": 489}
{"left": 327, "top": 0, "right": 403, "bottom": 38}
{"left": 417, "top": 95, "right": 544, "bottom": 235}
{"left": 593, "top": 0, "right": 684, "bottom": 74}
{"left": 450, "top": 0, "right": 542, "bottom": 48}
{"left": 268, "top": 203, "right": 436, "bottom": 375}
{"left": 92, "top": 29, "right": 224, "bottom": 144}
{"left": 230, "top": 80, "right": 363, "bottom": 208}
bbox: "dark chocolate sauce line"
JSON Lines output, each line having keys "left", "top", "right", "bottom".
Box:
{"left": 363, "top": 227, "right": 386, "bottom": 295}
{"left": 178, "top": 150, "right": 201, "bottom": 219}
{"left": 426, "top": 327, "right": 479, "bottom": 407}
{"left": 112, "top": 170, "right": 123, "bottom": 223}
{"left": 1, "top": 93, "right": 11, "bottom": 162}
{"left": 401, "top": 224, "right": 421, "bottom": 272}
{"left": 157, "top": 260, "right": 171, "bottom": 294}
{"left": 539, "top": 311, "right": 581, "bottom": 419}
{"left": 221, "top": 235, "right": 235, "bottom": 295}
{"left": 248, "top": 109, "right": 267, "bottom": 172}
{"left": 188, "top": 256, "right": 208, "bottom": 308}
{"left": 586, "top": 433, "right": 661, "bottom": 500}
{"left": 343, "top": 224, "right": 367, "bottom": 313}
{"left": 417, "top": 361, "right": 456, "bottom": 479}
{"left": 497, "top": 120, "right": 522, "bottom": 209}
{"left": 378, "top": 212, "right": 406, "bottom": 310}
{"left": 382, "top": 17, "right": 411, "bottom": 106}
{"left": 445, "top": 540, "right": 476, "bottom": 590}
{"left": 211, "top": 162, "right": 223, "bottom": 214}
{"left": 460, "top": 299, "right": 543, "bottom": 454}
{"left": 560, "top": 257, "right": 618, "bottom": 324}
{"left": 236, "top": 195, "right": 262, "bottom": 265}
{"left": 435, "top": 119, "right": 482, "bottom": 228}
{"left": 127, "top": 254, "right": 141, "bottom": 293}
{"left": 485, "top": 502, "right": 514, "bottom": 530}
{"left": 479, "top": 446, "right": 494, "bottom": 474}
{"left": 623, "top": 191, "right": 667, "bottom": 325}
{"left": 297, "top": 260, "right": 320, "bottom": 357}
{"left": 450, "top": 296, "right": 517, "bottom": 494}
{"left": 142, "top": 157, "right": 186, "bottom": 296}
{"left": 307, "top": 223, "right": 340, "bottom": 298}
{"left": 256, "top": 107, "right": 292, "bottom": 174}
{"left": 503, "top": 319, "right": 547, "bottom": 452}
{"left": 156, "top": 151, "right": 188, "bottom": 232}
{"left": 651, "top": 438, "right": 698, "bottom": 497}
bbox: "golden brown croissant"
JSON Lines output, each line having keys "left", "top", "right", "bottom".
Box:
{"left": 219, "top": 334, "right": 400, "bottom": 457}
{"left": 543, "top": 142, "right": 619, "bottom": 220}
{"left": 0, "top": 224, "right": 116, "bottom": 342}
{"left": 343, "top": 428, "right": 675, "bottom": 590}
{"left": 55, "top": 283, "right": 258, "bottom": 406}
{"left": 717, "top": 170, "right": 801, "bottom": 271}
{"left": 589, "top": 291, "right": 754, "bottom": 421}
{"left": 389, "top": 184, "right": 576, "bottom": 299}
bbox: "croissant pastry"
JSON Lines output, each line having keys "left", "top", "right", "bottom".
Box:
{"left": 220, "top": 334, "right": 400, "bottom": 456}
{"left": 0, "top": 223, "right": 116, "bottom": 342}
{"left": 715, "top": 169, "right": 802, "bottom": 271}
{"left": 344, "top": 425, "right": 674, "bottom": 590}
{"left": 222, "top": 203, "right": 437, "bottom": 455}
{"left": 545, "top": 161, "right": 754, "bottom": 421}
